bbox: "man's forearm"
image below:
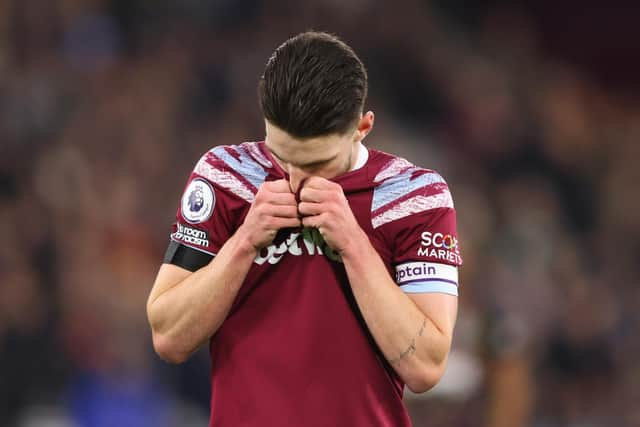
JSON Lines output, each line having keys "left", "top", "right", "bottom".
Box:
{"left": 148, "top": 230, "right": 257, "bottom": 362}
{"left": 341, "top": 230, "right": 454, "bottom": 392}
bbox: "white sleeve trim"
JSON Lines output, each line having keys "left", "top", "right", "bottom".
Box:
{"left": 395, "top": 261, "right": 459, "bottom": 295}
{"left": 400, "top": 281, "right": 458, "bottom": 296}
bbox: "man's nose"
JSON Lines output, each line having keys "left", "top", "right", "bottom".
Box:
{"left": 287, "top": 168, "right": 308, "bottom": 194}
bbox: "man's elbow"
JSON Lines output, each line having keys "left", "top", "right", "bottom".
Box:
{"left": 152, "top": 332, "right": 192, "bottom": 364}
{"left": 405, "top": 362, "right": 447, "bottom": 394}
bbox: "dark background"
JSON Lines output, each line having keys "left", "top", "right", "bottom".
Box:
{"left": 1, "top": 1, "right": 639, "bottom": 426}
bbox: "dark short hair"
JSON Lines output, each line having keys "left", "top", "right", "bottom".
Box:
{"left": 258, "top": 31, "right": 368, "bottom": 139}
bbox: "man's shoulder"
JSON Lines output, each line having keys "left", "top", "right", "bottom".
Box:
{"left": 367, "top": 148, "right": 449, "bottom": 192}
{"left": 367, "top": 149, "right": 454, "bottom": 229}
{"left": 192, "top": 141, "right": 274, "bottom": 203}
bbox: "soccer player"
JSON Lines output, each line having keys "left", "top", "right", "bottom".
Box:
{"left": 147, "top": 31, "right": 462, "bottom": 426}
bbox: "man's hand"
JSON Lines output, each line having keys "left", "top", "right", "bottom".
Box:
{"left": 297, "top": 176, "right": 365, "bottom": 254}
{"left": 239, "top": 179, "right": 301, "bottom": 250}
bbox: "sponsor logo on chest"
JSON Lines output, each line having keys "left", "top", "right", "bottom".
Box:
{"left": 254, "top": 228, "right": 341, "bottom": 265}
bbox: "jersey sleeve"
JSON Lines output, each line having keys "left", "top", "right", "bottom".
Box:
{"left": 376, "top": 169, "right": 462, "bottom": 296}
{"left": 392, "top": 207, "right": 462, "bottom": 295}
{"left": 164, "top": 154, "right": 248, "bottom": 271}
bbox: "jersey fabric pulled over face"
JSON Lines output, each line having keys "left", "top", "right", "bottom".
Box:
{"left": 165, "top": 141, "right": 462, "bottom": 427}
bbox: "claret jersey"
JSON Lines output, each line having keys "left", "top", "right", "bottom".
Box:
{"left": 164, "top": 141, "right": 462, "bottom": 427}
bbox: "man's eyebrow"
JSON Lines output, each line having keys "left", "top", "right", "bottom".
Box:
{"left": 269, "top": 149, "right": 282, "bottom": 160}
{"left": 267, "top": 146, "right": 286, "bottom": 162}
{"left": 298, "top": 153, "right": 339, "bottom": 168}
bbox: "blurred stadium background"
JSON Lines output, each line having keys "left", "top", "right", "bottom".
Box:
{"left": 1, "top": 0, "right": 639, "bottom": 426}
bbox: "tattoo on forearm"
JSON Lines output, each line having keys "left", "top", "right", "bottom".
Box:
{"left": 390, "top": 318, "right": 427, "bottom": 365}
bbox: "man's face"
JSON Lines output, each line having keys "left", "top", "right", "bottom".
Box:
{"left": 264, "top": 113, "right": 373, "bottom": 193}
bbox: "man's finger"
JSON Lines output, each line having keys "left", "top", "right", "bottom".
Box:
{"left": 266, "top": 192, "right": 298, "bottom": 206}
{"left": 301, "top": 214, "right": 324, "bottom": 229}
{"left": 257, "top": 204, "right": 299, "bottom": 218}
{"left": 304, "top": 176, "right": 334, "bottom": 190}
{"left": 299, "top": 187, "right": 326, "bottom": 203}
{"left": 271, "top": 205, "right": 300, "bottom": 218}
{"left": 263, "top": 179, "right": 295, "bottom": 194}
{"left": 270, "top": 216, "right": 302, "bottom": 230}
{"left": 298, "top": 201, "right": 324, "bottom": 217}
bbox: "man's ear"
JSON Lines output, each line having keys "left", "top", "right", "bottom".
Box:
{"left": 353, "top": 111, "right": 374, "bottom": 142}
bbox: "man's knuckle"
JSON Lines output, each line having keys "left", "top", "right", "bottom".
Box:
{"left": 255, "top": 191, "right": 267, "bottom": 203}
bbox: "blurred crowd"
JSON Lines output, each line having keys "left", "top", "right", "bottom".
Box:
{"left": 1, "top": 0, "right": 638, "bottom": 426}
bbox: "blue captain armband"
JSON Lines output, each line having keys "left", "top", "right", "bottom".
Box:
{"left": 394, "top": 261, "right": 459, "bottom": 296}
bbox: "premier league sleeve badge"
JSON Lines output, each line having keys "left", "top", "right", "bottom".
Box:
{"left": 181, "top": 178, "right": 215, "bottom": 224}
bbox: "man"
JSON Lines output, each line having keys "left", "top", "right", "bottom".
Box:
{"left": 147, "top": 31, "right": 462, "bottom": 426}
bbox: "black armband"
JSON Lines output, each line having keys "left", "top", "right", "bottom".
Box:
{"left": 163, "top": 240, "right": 213, "bottom": 272}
